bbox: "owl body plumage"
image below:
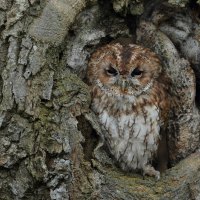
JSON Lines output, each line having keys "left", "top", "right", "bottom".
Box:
{"left": 87, "top": 43, "right": 169, "bottom": 179}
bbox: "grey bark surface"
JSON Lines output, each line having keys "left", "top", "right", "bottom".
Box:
{"left": 0, "top": 0, "right": 199, "bottom": 199}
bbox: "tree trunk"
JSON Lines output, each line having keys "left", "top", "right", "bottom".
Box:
{"left": 0, "top": 0, "right": 199, "bottom": 199}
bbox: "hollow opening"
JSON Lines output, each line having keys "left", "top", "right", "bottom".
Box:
{"left": 77, "top": 115, "right": 99, "bottom": 161}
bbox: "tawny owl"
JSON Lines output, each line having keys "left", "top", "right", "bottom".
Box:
{"left": 87, "top": 43, "right": 170, "bottom": 179}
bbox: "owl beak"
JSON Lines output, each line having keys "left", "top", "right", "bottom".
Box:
{"left": 121, "top": 80, "right": 128, "bottom": 91}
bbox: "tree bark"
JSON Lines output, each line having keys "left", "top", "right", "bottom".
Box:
{"left": 0, "top": 0, "right": 199, "bottom": 199}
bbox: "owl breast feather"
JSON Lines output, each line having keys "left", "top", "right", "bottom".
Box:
{"left": 92, "top": 93, "right": 161, "bottom": 171}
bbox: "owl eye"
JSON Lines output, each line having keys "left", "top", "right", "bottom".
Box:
{"left": 131, "top": 68, "right": 143, "bottom": 77}
{"left": 106, "top": 66, "right": 118, "bottom": 76}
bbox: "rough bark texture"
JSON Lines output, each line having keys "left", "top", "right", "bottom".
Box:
{"left": 0, "top": 0, "right": 199, "bottom": 199}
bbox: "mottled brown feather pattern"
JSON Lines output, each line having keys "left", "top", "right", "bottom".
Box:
{"left": 87, "top": 43, "right": 170, "bottom": 179}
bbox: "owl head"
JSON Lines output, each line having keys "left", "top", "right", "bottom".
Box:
{"left": 87, "top": 43, "right": 162, "bottom": 97}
